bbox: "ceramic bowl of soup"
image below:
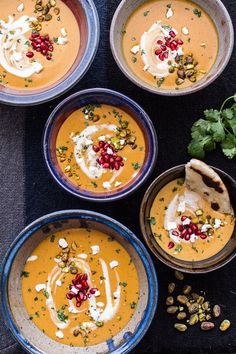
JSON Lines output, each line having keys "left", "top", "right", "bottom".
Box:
{"left": 140, "top": 161, "right": 236, "bottom": 273}
{"left": 110, "top": 0, "right": 234, "bottom": 95}
{"left": 1, "top": 210, "right": 158, "bottom": 353}
{"left": 0, "top": 0, "right": 99, "bottom": 105}
{"left": 43, "top": 88, "right": 158, "bottom": 201}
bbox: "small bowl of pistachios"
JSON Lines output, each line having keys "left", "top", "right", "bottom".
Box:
{"left": 43, "top": 88, "right": 158, "bottom": 201}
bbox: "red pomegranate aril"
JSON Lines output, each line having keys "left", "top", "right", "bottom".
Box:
{"left": 32, "top": 32, "right": 39, "bottom": 38}
{"left": 177, "top": 39, "right": 184, "bottom": 45}
{"left": 170, "top": 43, "right": 176, "bottom": 51}
{"left": 66, "top": 291, "right": 75, "bottom": 300}
{"left": 76, "top": 301, "right": 81, "bottom": 307}
{"left": 160, "top": 45, "right": 167, "bottom": 51}
{"left": 114, "top": 162, "right": 120, "bottom": 170}
{"left": 26, "top": 51, "right": 34, "bottom": 58}
{"left": 178, "top": 225, "right": 184, "bottom": 232}
{"left": 48, "top": 46, "right": 54, "bottom": 52}
{"left": 172, "top": 230, "right": 179, "bottom": 237}
{"left": 41, "top": 49, "right": 47, "bottom": 56}
{"left": 103, "top": 162, "right": 110, "bottom": 168}
{"left": 196, "top": 230, "right": 202, "bottom": 236}
{"left": 155, "top": 49, "right": 162, "bottom": 56}
{"left": 40, "top": 42, "right": 47, "bottom": 50}
{"left": 187, "top": 227, "right": 193, "bottom": 235}
{"left": 44, "top": 35, "right": 49, "bottom": 41}
{"left": 172, "top": 40, "right": 178, "bottom": 46}
{"left": 90, "top": 288, "right": 97, "bottom": 294}
{"left": 181, "top": 215, "right": 188, "bottom": 221}
{"left": 163, "top": 51, "right": 168, "bottom": 59}
{"left": 181, "top": 229, "right": 188, "bottom": 238}
{"left": 191, "top": 224, "right": 198, "bottom": 232}
{"left": 120, "top": 162, "right": 124, "bottom": 167}
{"left": 159, "top": 53, "right": 165, "bottom": 61}
{"left": 157, "top": 40, "right": 163, "bottom": 45}
{"left": 104, "top": 143, "right": 109, "bottom": 149}
{"left": 168, "top": 241, "right": 175, "bottom": 249}
{"left": 200, "top": 233, "right": 207, "bottom": 239}
{"left": 104, "top": 154, "right": 110, "bottom": 161}
{"left": 115, "top": 156, "right": 123, "bottom": 162}
{"left": 93, "top": 145, "right": 100, "bottom": 153}
{"left": 185, "top": 234, "right": 191, "bottom": 241}
{"left": 169, "top": 30, "right": 176, "bottom": 38}
{"left": 36, "top": 47, "right": 41, "bottom": 52}
{"left": 109, "top": 157, "right": 115, "bottom": 163}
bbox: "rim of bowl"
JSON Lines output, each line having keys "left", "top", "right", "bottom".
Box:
{"left": 0, "top": 0, "right": 100, "bottom": 106}
{"left": 110, "top": 0, "right": 234, "bottom": 96}
{"left": 42, "top": 87, "right": 158, "bottom": 202}
{"left": 140, "top": 164, "right": 236, "bottom": 274}
{"left": 0, "top": 209, "right": 158, "bottom": 354}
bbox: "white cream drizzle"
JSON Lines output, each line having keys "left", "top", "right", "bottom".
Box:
{"left": 0, "top": 15, "right": 43, "bottom": 78}
{"left": 72, "top": 124, "right": 123, "bottom": 183}
{"left": 45, "top": 255, "right": 121, "bottom": 331}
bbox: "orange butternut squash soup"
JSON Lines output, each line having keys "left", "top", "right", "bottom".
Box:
{"left": 122, "top": 0, "right": 218, "bottom": 90}
{"left": 56, "top": 104, "right": 146, "bottom": 192}
{"left": 21, "top": 228, "right": 139, "bottom": 346}
{"left": 149, "top": 161, "right": 235, "bottom": 262}
{"left": 0, "top": 0, "right": 80, "bottom": 90}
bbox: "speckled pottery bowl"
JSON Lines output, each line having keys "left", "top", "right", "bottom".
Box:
{"left": 0, "top": 0, "right": 99, "bottom": 106}
{"left": 110, "top": 0, "right": 234, "bottom": 96}
{"left": 1, "top": 210, "right": 158, "bottom": 354}
{"left": 140, "top": 164, "right": 236, "bottom": 273}
{"left": 43, "top": 88, "right": 158, "bottom": 202}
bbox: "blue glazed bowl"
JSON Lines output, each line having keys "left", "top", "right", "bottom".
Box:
{"left": 43, "top": 88, "right": 158, "bottom": 202}
{"left": 0, "top": 0, "right": 100, "bottom": 106}
{"left": 1, "top": 210, "right": 158, "bottom": 354}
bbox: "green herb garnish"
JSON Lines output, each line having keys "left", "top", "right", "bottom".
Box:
{"left": 130, "top": 301, "right": 137, "bottom": 309}
{"left": 132, "top": 57, "right": 137, "bottom": 63}
{"left": 21, "top": 271, "right": 30, "bottom": 278}
{"left": 132, "top": 162, "right": 141, "bottom": 170}
{"left": 193, "top": 8, "right": 202, "bottom": 17}
{"left": 175, "top": 245, "right": 183, "bottom": 253}
{"left": 143, "top": 10, "right": 150, "bottom": 16}
{"left": 146, "top": 217, "right": 156, "bottom": 225}
{"left": 57, "top": 307, "right": 68, "bottom": 322}
{"left": 157, "top": 77, "right": 165, "bottom": 87}
{"left": 188, "top": 93, "right": 236, "bottom": 159}
{"left": 43, "top": 290, "right": 49, "bottom": 299}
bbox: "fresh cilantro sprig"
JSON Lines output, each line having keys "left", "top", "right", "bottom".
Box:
{"left": 188, "top": 93, "right": 236, "bottom": 159}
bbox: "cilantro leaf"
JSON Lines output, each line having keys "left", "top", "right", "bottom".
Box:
{"left": 221, "top": 134, "right": 236, "bottom": 159}
{"left": 188, "top": 139, "right": 205, "bottom": 159}
{"left": 222, "top": 108, "right": 234, "bottom": 120}
{"left": 204, "top": 109, "right": 221, "bottom": 122}
{"left": 210, "top": 121, "right": 225, "bottom": 142}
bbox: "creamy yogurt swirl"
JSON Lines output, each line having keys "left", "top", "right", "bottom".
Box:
{"left": 0, "top": 15, "right": 43, "bottom": 78}
{"left": 140, "top": 21, "right": 183, "bottom": 78}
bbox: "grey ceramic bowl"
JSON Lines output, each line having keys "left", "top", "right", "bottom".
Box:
{"left": 110, "top": 0, "right": 234, "bottom": 96}
{"left": 140, "top": 164, "right": 236, "bottom": 273}
{"left": 0, "top": 0, "right": 99, "bottom": 106}
{"left": 1, "top": 210, "right": 158, "bottom": 354}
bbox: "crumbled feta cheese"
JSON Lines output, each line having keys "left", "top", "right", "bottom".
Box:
{"left": 113, "top": 291, "right": 121, "bottom": 299}
{"left": 68, "top": 306, "right": 79, "bottom": 314}
{"left": 11, "top": 52, "right": 23, "bottom": 62}
{"left": 107, "top": 147, "right": 113, "bottom": 155}
{"left": 201, "top": 224, "right": 212, "bottom": 233}
{"left": 190, "top": 234, "right": 198, "bottom": 243}
{"left": 120, "top": 139, "right": 125, "bottom": 145}
{"left": 91, "top": 245, "right": 100, "bottom": 255}
{"left": 57, "top": 36, "right": 68, "bottom": 45}
{"left": 27, "top": 255, "right": 38, "bottom": 262}
{"left": 114, "top": 181, "right": 122, "bottom": 187}
{"left": 182, "top": 27, "right": 189, "bottom": 35}
{"left": 56, "top": 330, "right": 64, "bottom": 339}
{"left": 214, "top": 219, "right": 222, "bottom": 229}
{"left": 182, "top": 218, "right": 191, "bottom": 226}
{"left": 97, "top": 302, "right": 104, "bottom": 307}
{"left": 131, "top": 45, "right": 140, "bottom": 54}
{"left": 95, "top": 290, "right": 101, "bottom": 297}
{"left": 84, "top": 114, "right": 89, "bottom": 120}
{"left": 103, "top": 181, "right": 111, "bottom": 189}
{"left": 200, "top": 43, "right": 206, "bottom": 47}
{"left": 32, "top": 62, "right": 43, "bottom": 74}
{"left": 35, "top": 284, "right": 46, "bottom": 292}
{"left": 71, "top": 286, "right": 79, "bottom": 295}
{"left": 54, "top": 257, "right": 61, "bottom": 263}
{"left": 166, "top": 7, "right": 173, "bottom": 19}
{"left": 17, "top": 3, "right": 24, "bottom": 12}
{"left": 177, "top": 47, "right": 184, "bottom": 56}
{"left": 78, "top": 253, "right": 88, "bottom": 259}
{"left": 177, "top": 201, "right": 185, "bottom": 213}
{"left": 60, "top": 28, "right": 67, "bottom": 37}
{"left": 166, "top": 222, "right": 177, "bottom": 231}
{"left": 58, "top": 238, "right": 68, "bottom": 249}
{"left": 56, "top": 280, "right": 62, "bottom": 287}
{"left": 110, "top": 260, "right": 119, "bottom": 269}
{"left": 143, "top": 64, "right": 150, "bottom": 71}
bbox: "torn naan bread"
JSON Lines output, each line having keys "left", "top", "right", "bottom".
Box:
{"left": 185, "top": 159, "right": 234, "bottom": 215}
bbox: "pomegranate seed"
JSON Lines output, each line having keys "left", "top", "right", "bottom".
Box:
{"left": 41, "top": 49, "right": 47, "bottom": 56}
{"left": 177, "top": 39, "right": 184, "bottom": 45}
{"left": 181, "top": 216, "right": 188, "bottom": 221}
{"left": 159, "top": 53, "right": 165, "bottom": 61}
{"left": 185, "top": 234, "right": 191, "bottom": 241}
{"left": 66, "top": 291, "right": 75, "bottom": 300}
{"left": 160, "top": 45, "right": 167, "bottom": 51}
{"left": 191, "top": 224, "right": 198, "bottom": 232}
{"left": 40, "top": 42, "right": 47, "bottom": 50}
{"left": 104, "top": 154, "right": 110, "bottom": 161}
{"left": 76, "top": 301, "right": 81, "bottom": 307}
{"left": 178, "top": 225, "right": 184, "bottom": 232}
{"left": 48, "top": 46, "right": 54, "bottom": 52}
{"left": 157, "top": 40, "right": 163, "bottom": 45}
{"left": 46, "top": 55, "right": 52, "bottom": 60}
{"left": 170, "top": 43, "right": 176, "bottom": 51}
{"left": 93, "top": 145, "right": 100, "bottom": 152}
{"left": 172, "top": 40, "right": 178, "bottom": 46}
{"left": 165, "top": 41, "right": 171, "bottom": 48}
{"left": 155, "top": 49, "right": 162, "bottom": 56}
{"left": 99, "top": 141, "right": 105, "bottom": 148}
{"left": 169, "top": 30, "right": 176, "bottom": 38}
{"left": 103, "top": 163, "right": 110, "bottom": 168}
{"left": 32, "top": 33, "right": 39, "bottom": 38}
{"left": 114, "top": 162, "right": 120, "bottom": 170}
{"left": 120, "top": 162, "right": 124, "bottom": 167}
{"left": 196, "top": 230, "right": 202, "bottom": 236}
{"left": 104, "top": 143, "right": 109, "bottom": 149}
{"left": 163, "top": 51, "right": 168, "bottom": 59}
{"left": 115, "top": 156, "right": 123, "bottom": 162}
{"left": 187, "top": 228, "right": 193, "bottom": 235}
{"left": 200, "top": 233, "right": 207, "bottom": 239}
{"left": 181, "top": 229, "right": 188, "bottom": 238}
{"left": 172, "top": 230, "right": 179, "bottom": 237}
{"left": 168, "top": 242, "right": 175, "bottom": 249}
{"left": 90, "top": 288, "right": 97, "bottom": 294}
{"left": 26, "top": 51, "right": 34, "bottom": 58}
{"left": 36, "top": 47, "right": 41, "bottom": 52}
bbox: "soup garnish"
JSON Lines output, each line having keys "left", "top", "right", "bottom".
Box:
{"left": 149, "top": 159, "right": 235, "bottom": 261}
{"left": 123, "top": 0, "right": 218, "bottom": 90}
{"left": 56, "top": 104, "right": 146, "bottom": 192}
{"left": 22, "top": 228, "right": 139, "bottom": 346}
